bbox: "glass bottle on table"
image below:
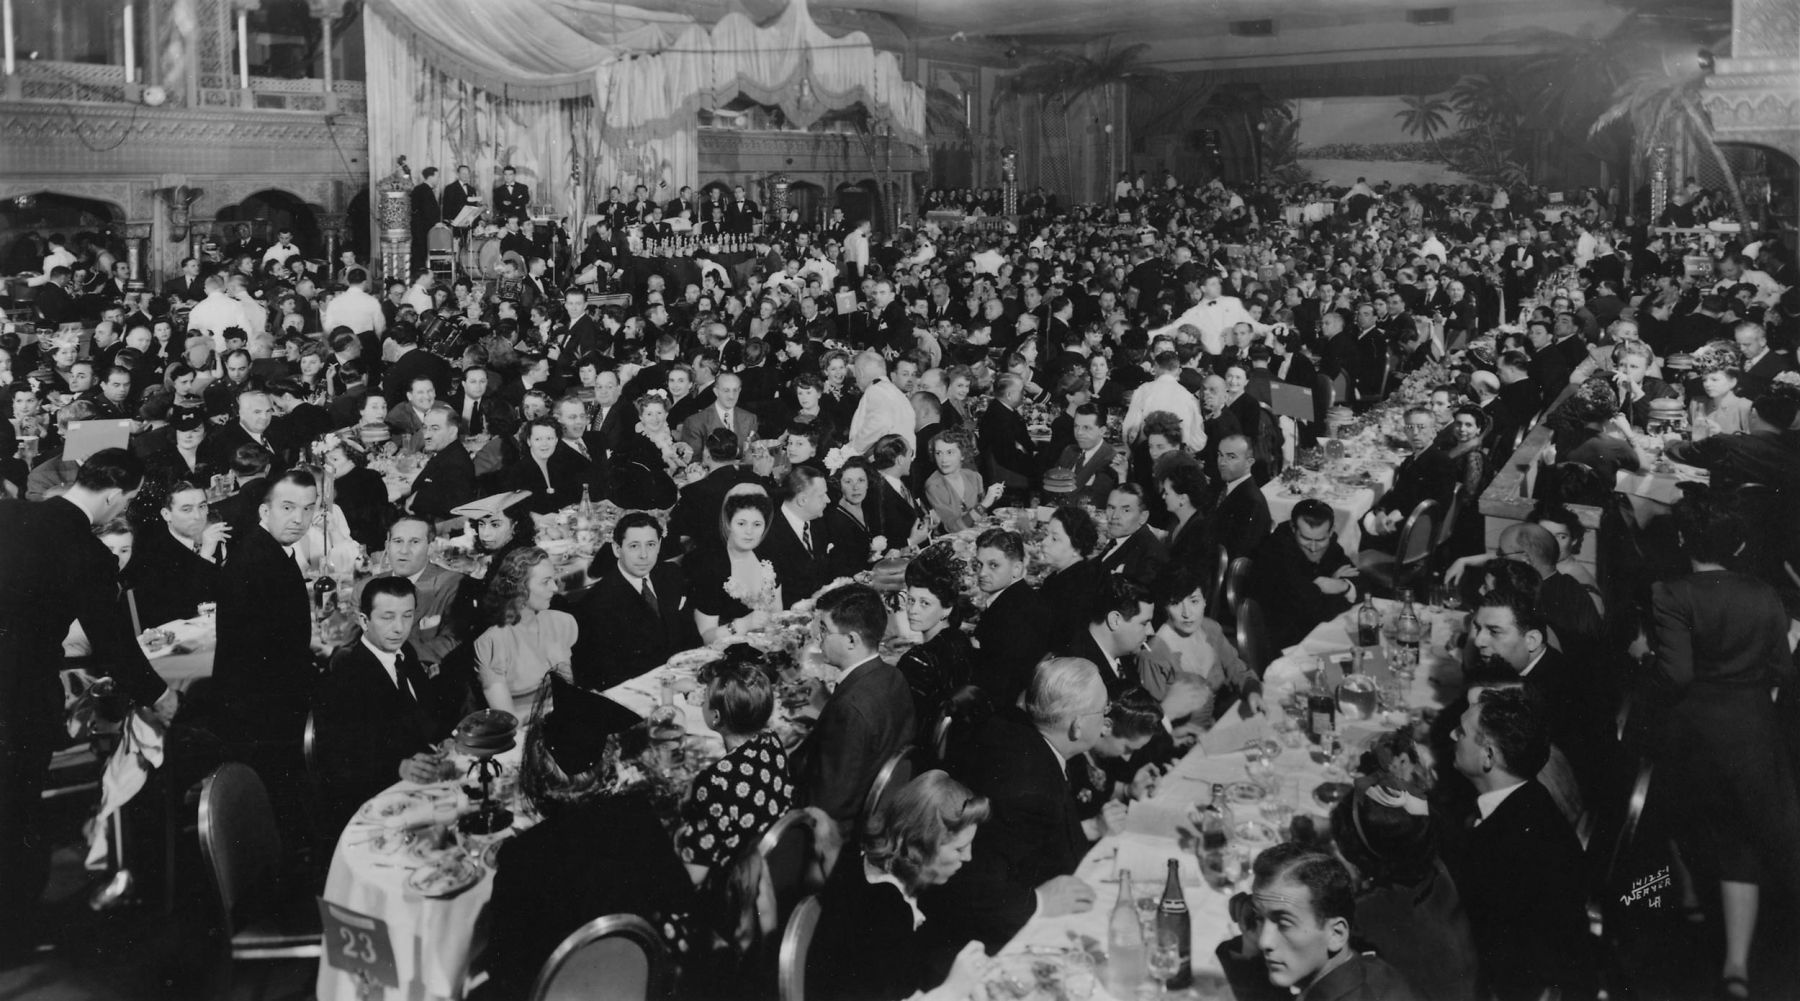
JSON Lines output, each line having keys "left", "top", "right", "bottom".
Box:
{"left": 1394, "top": 588, "right": 1422, "bottom": 681}
{"left": 1107, "top": 869, "right": 1145, "bottom": 997}
{"left": 1155, "top": 858, "right": 1192, "bottom": 990}
{"left": 1355, "top": 594, "right": 1382, "bottom": 648}
{"left": 1307, "top": 664, "right": 1337, "bottom": 743}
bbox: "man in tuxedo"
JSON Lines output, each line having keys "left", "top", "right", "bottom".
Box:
{"left": 212, "top": 470, "right": 320, "bottom": 833}
{"left": 758, "top": 465, "right": 833, "bottom": 602}
{"left": 1445, "top": 688, "right": 1594, "bottom": 1001}
{"left": 0, "top": 451, "right": 180, "bottom": 963}
{"left": 492, "top": 166, "right": 531, "bottom": 223}
{"left": 625, "top": 184, "right": 656, "bottom": 224}
{"left": 570, "top": 513, "right": 694, "bottom": 690}
{"left": 971, "top": 529, "right": 1055, "bottom": 708}
{"left": 408, "top": 406, "right": 478, "bottom": 521}
{"left": 440, "top": 164, "right": 481, "bottom": 242}
{"left": 163, "top": 256, "right": 207, "bottom": 303}
{"left": 1096, "top": 483, "right": 1170, "bottom": 587}
{"left": 1053, "top": 574, "right": 1155, "bottom": 698}
{"left": 312, "top": 576, "right": 446, "bottom": 834}
{"left": 1205, "top": 434, "right": 1273, "bottom": 560}
{"left": 1250, "top": 500, "right": 1359, "bottom": 651}
{"left": 723, "top": 184, "right": 760, "bottom": 234}
{"left": 410, "top": 166, "right": 441, "bottom": 269}
{"left": 664, "top": 185, "right": 697, "bottom": 223}
{"left": 554, "top": 289, "right": 605, "bottom": 374}
{"left": 446, "top": 365, "right": 516, "bottom": 442}
{"left": 979, "top": 374, "right": 1039, "bottom": 505}
{"left": 129, "top": 479, "right": 226, "bottom": 629}
{"left": 678, "top": 372, "right": 758, "bottom": 453}
{"left": 924, "top": 657, "right": 1104, "bottom": 951}
{"left": 798, "top": 584, "right": 915, "bottom": 831}
{"left": 1361, "top": 409, "right": 1455, "bottom": 553}
{"left": 672, "top": 429, "right": 757, "bottom": 552}
{"left": 33, "top": 267, "right": 75, "bottom": 328}
{"left": 552, "top": 396, "right": 612, "bottom": 500}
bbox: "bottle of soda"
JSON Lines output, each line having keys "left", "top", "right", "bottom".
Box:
{"left": 1308, "top": 663, "right": 1336, "bottom": 742}
{"left": 1107, "top": 870, "right": 1145, "bottom": 997}
{"left": 1395, "top": 588, "right": 1422, "bottom": 677}
{"left": 1156, "top": 858, "right": 1192, "bottom": 990}
{"left": 1356, "top": 594, "right": 1381, "bottom": 648}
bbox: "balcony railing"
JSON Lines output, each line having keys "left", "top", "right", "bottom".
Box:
{"left": 5, "top": 60, "right": 365, "bottom": 115}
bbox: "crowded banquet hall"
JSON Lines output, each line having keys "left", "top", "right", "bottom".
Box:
{"left": 6, "top": 0, "right": 1800, "bottom": 998}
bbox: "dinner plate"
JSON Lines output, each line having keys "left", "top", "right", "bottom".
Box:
{"left": 1226, "top": 781, "right": 1266, "bottom": 804}
{"left": 357, "top": 790, "right": 429, "bottom": 828}
{"left": 405, "top": 855, "right": 483, "bottom": 898}
{"left": 1234, "top": 819, "right": 1278, "bottom": 844}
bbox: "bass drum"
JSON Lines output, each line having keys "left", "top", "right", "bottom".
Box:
{"left": 460, "top": 234, "right": 504, "bottom": 278}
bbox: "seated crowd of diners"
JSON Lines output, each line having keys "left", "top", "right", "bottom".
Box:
{"left": 4, "top": 166, "right": 1800, "bottom": 1001}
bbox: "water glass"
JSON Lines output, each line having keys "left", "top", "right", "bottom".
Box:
{"left": 1262, "top": 776, "right": 1299, "bottom": 835}
{"left": 1063, "top": 951, "right": 1097, "bottom": 1001}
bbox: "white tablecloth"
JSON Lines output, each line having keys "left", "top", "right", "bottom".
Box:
{"left": 1260, "top": 461, "right": 1397, "bottom": 555}
{"left": 993, "top": 598, "right": 1465, "bottom": 998}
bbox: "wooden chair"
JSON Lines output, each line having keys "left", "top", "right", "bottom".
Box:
{"left": 1235, "top": 598, "right": 1272, "bottom": 679}
{"left": 1431, "top": 484, "right": 1467, "bottom": 566}
{"left": 861, "top": 747, "right": 918, "bottom": 828}
{"left": 1203, "top": 546, "right": 1230, "bottom": 616}
{"left": 777, "top": 896, "right": 823, "bottom": 1001}
{"left": 757, "top": 810, "right": 838, "bottom": 927}
{"left": 930, "top": 715, "right": 954, "bottom": 766}
{"left": 529, "top": 913, "right": 667, "bottom": 1001}
{"left": 196, "top": 763, "right": 322, "bottom": 970}
{"left": 1353, "top": 500, "right": 1439, "bottom": 596}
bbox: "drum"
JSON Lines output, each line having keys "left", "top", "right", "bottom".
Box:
{"left": 460, "top": 235, "right": 504, "bottom": 278}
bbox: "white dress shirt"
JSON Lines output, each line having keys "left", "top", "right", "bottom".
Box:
{"left": 1121, "top": 373, "right": 1206, "bottom": 453}
{"left": 321, "top": 286, "right": 388, "bottom": 336}
{"left": 1151, "top": 295, "right": 1256, "bottom": 355}
{"left": 847, "top": 379, "right": 916, "bottom": 455}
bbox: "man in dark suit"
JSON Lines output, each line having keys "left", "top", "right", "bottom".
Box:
{"left": 382, "top": 328, "right": 455, "bottom": 403}
{"left": 1096, "top": 483, "right": 1170, "bottom": 587}
{"left": 210, "top": 444, "right": 273, "bottom": 543}
{"left": 1362, "top": 410, "right": 1456, "bottom": 553}
{"left": 971, "top": 529, "right": 1055, "bottom": 708}
{"left": 1250, "top": 500, "right": 1359, "bottom": 651}
{"left": 723, "top": 184, "right": 760, "bottom": 234}
{"left": 553, "top": 289, "right": 606, "bottom": 375}
{"left": 758, "top": 465, "right": 834, "bottom": 603}
{"left": 0, "top": 451, "right": 177, "bottom": 963}
{"left": 32, "top": 267, "right": 75, "bottom": 328}
{"left": 584, "top": 368, "right": 632, "bottom": 457}
{"left": 129, "top": 479, "right": 226, "bottom": 629}
{"left": 679, "top": 373, "right": 758, "bottom": 454}
{"left": 409, "top": 167, "right": 441, "bottom": 269}
{"left": 798, "top": 584, "right": 915, "bottom": 831}
{"left": 1205, "top": 434, "right": 1273, "bottom": 560}
{"left": 979, "top": 374, "right": 1038, "bottom": 504}
{"left": 312, "top": 576, "right": 446, "bottom": 834}
{"left": 570, "top": 513, "right": 694, "bottom": 690}
{"left": 924, "top": 657, "right": 1105, "bottom": 951}
{"left": 1445, "top": 688, "right": 1595, "bottom": 1001}
{"left": 202, "top": 388, "right": 288, "bottom": 471}
{"left": 1666, "top": 393, "right": 1800, "bottom": 493}
{"left": 491, "top": 166, "right": 531, "bottom": 223}
{"left": 1052, "top": 574, "right": 1155, "bottom": 698}
{"left": 1524, "top": 321, "right": 1572, "bottom": 393}
{"left": 552, "top": 396, "right": 613, "bottom": 501}
{"left": 1733, "top": 320, "right": 1793, "bottom": 399}
{"left": 408, "top": 406, "right": 478, "bottom": 521}
{"left": 163, "top": 256, "right": 207, "bottom": 303}
{"left": 673, "top": 429, "right": 756, "bottom": 551}
{"left": 267, "top": 377, "right": 334, "bottom": 457}
{"left": 439, "top": 164, "right": 481, "bottom": 242}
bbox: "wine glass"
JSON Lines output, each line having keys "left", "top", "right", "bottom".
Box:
{"left": 1146, "top": 929, "right": 1183, "bottom": 998}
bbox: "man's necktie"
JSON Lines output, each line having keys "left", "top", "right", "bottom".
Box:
{"left": 802, "top": 521, "right": 814, "bottom": 559}
{"left": 642, "top": 578, "right": 660, "bottom": 617}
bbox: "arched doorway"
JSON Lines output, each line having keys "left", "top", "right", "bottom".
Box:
{"left": 346, "top": 186, "right": 372, "bottom": 262}
{"left": 0, "top": 192, "right": 124, "bottom": 274}
{"left": 834, "top": 179, "right": 883, "bottom": 234}
{"left": 787, "top": 181, "right": 823, "bottom": 228}
{"left": 216, "top": 189, "right": 321, "bottom": 258}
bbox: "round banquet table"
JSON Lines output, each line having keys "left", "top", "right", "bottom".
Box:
{"left": 315, "top": 649, "right": 792, "bottom": 1001}
{"left": 989, "top": 597, "right": 1465, "bottom": 999}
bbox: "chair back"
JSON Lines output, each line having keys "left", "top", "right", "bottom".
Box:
{"left": 1433, "top": 484, "right": 1465, "bottom": 553}
{"left": 930, "top": 715, "right": 953, "bottom": 766}
{"left": 529, "top": 913, "right": 666, "bottom": 1001}
{"left": 1204, "top": 545, "right": 1230, "bottom": 614}
{"left": 301, "top": 712, "right": 319, "bottom": 777}
{"left": 1603, "top": 761, "right": 1655, "bottom": 891}
{"left": 757, "top": 810, "right": 836, "bottom": 924}
{"left": 862, "top": 747, "right": 917, "bottom": 828}
{"left": 197, "top": 763, "right": 282, "bottom": 942}
{"left": 778, "top": 896, "right": 823, "bottom": 1001}
{"left": 1222, "top": 557, "right": 1253, "bottom": 619}
{"left": 1235, "top": 598, "right": 1271, "bottom": 678}
{"left": 1394, "top": 500, "right": 1440, "bottom": 572}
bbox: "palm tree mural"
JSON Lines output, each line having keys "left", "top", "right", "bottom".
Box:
{"left": 992, "top": 41, "right": 1169, "bottom": 200}
{"left": 1591, "top": 67, "right": 1748, "bottom": 222}
{"left": 1395, "top": 93, "right": 1454, "bottom": 156}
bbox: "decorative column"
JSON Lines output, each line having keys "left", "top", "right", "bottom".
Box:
{"left": 377, "top": 157, "right": 414, "bottom": 284}
{"left": 1001, "top": 146, "right": 1019, "bottom": 217}
{"left": 769, "top": 172, "right": 791, "bottom": 224}
{"left": 320, "top": 213, "right": 344, "bottom": 269}
{"left": 1650, "top": 144, "right": 1671, "bottom": 226}
{"left": 309, "top": 0, "right": 345, "bottom": 113}
{"left": 123, "top": 223, "right": 152, "bottom": 289}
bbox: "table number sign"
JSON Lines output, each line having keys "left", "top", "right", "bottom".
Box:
{"left": 318, "top": 899, "right": 399, "bottom": 997}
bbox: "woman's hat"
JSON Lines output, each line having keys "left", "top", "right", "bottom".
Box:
{"left": 542, "top": 674, "right": 642, "bottom": 774}
{"left": 451, "top": 490, "right": 532, "bottom": 521}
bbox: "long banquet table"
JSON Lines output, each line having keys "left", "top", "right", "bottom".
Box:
{"left": 1260, "top": 457, "right": 1399, "bottom": 555}
{"left": 992, "top": 597, "right": 1465, "bottom": 998}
